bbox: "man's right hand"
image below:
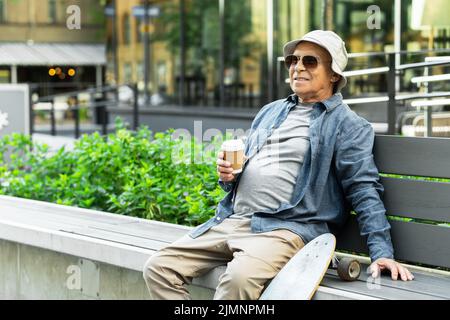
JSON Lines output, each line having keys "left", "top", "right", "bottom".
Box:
{"left": 216, "top": 151, "right": 236, "bottom": 182}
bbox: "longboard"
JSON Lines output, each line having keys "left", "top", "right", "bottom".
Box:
{"left": 260, "top": 233, "right": 336, "bottom": 300}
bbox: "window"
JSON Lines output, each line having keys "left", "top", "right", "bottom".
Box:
{"left": 0, "top": 0, "right": 6, "bottom": 23}
{"left": 123, "top": 63, "right": 132, "bottom": 83}
{"left": 137, "top": 62, "right": 144, "bottom": 82}
{"left": 136, "top": 20, "right": 143, "bottom": 43}
{"left": 0, "top": 69, "right": 10, "bottom": 83}
{"left": 123, "top": 14, "right": 131, "bottom": 45}
{"left": 48, "top": 0, "right": 57, "bottom": 23}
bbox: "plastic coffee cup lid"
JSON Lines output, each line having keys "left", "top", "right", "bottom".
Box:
{"left": 221, "top": 139, "right": 245, "bottom": 151}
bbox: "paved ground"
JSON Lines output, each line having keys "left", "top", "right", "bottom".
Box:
{"left": 32, "top": 133, "right": 76, "bottom": 153}
{"left": 33, "top": 123, "right": 115, "bottom": 138}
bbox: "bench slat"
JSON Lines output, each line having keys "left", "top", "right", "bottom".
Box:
{"left": 326, "top": 265, "right": 450, "bottom": 299}
{"left": 0, "top": 206, "right": 92, "bottom": 230}
{"left": 0, "top": 196, "right": 191, "bottom": 232}
{"left": 0, "top": 198, "right": 188, "bottom": 252}
{"left": 381, "top": 177, "right": 450, "bottom": 222}
{"left": 88, "top": 223, "right": 188, "bottom": 244}
{"left": 0, "top": 207, "right": 171, "bottom": 252}
{"left": 0, "top": 200, "right": 139, "bottom": 227}
{"left": 60, "top": 226, "right": 169, "bottom": 251}
{"left": 374, "top": 135, "right": 450, "bottom": 179}
{"left": 336, "top": 216, "right": 450, "bottom": 269}
{"left": 0, "top": 196, "right": 191, "bottom": 240}
{"left": 321, "top": 274, "right": 446, "bottom": 300}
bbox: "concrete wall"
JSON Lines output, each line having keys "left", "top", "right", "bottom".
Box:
{"left": 0, "top": 239, "right": 213, "bottom": 300}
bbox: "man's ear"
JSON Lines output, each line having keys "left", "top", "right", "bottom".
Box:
{"left": 331, "top": 73, "right": 341, "bottom": 83}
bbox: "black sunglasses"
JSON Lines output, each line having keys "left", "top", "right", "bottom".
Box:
{"left": 284, "top": 54, "right": 321, "bottom": 70}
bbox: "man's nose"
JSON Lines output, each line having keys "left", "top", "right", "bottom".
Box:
{"left": 294, "top": 59, "right": 306, "bottom": 72}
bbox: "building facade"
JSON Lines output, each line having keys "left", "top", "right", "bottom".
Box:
{"left": 98, "top": 0, "right": 450, "bottom": 107}
{"left": 0, "top": 0, "right": 106, "bottom": 96}
{"left": 0, "top": 0, "right": 104, "bottom": 43}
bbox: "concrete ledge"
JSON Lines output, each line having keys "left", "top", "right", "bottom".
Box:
{"left": 0, "top": 195, "right": 195, "bottom": 270}
{"left": 0, "top": 238, "right": 212, "bottom": 300}
{"left": 0, "top": 218, "right": 154, "bottom": 273}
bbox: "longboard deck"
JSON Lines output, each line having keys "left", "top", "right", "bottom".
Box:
{"left": 260, "top": 233, "right": 336, "bottom": 300}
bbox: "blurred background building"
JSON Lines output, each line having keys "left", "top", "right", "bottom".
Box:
{"left": 0, "top": 0, "right": 106, "bottom": 97}
{"left": 104, "top": 0, "right": 450, "bottom": 107}
{"left": 2, "top": 0, "right": 449, "bottom": 105}
{"left": 1, "top": 0, "right": 449, "bottom": 137}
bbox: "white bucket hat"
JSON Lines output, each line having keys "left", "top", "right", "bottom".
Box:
{"left": 283, "top": 30, "right": 348, "bottom": 93}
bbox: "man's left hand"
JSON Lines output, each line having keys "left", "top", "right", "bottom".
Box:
{"left": 369, "top": 258, "right": 414, "bottom": 281}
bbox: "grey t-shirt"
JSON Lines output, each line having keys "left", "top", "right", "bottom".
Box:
{"left": 231, "top": 103, "right": 313, "bottom": 219}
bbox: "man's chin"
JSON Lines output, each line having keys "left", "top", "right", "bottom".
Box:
{"left": 291, "top": 89, "right": 312, "bottom": 98}
{"left": 290, "top": 91, "right": 318, "bottom": 103}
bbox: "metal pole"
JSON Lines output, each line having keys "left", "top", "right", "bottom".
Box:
{"left": 287, "top": 0, "right": 292, "bottom": 41}
{"left": 394, "top": 0, "right": 401, "bottom": 92}
{"left": 387, "top": 53, "right": 396, "bottom": 135}
{"left": 112, "top": 0, "right": 119, "bottom": 99}
{"left": 321, "top": 0, "right": 327, "bottom": 30}
{"left": 179, "top": 0, "right": 186, "bottom": 106}
{"left": 219, "top": 0, "right": 225, "bottom": 107}
{"left": 93, "top": 87, "right": 107, "bottom": 135}
{"left": 96, "top": 65, "right": 103, "bottom": 89}
{"left": 144, "top": 0, "right": 151, "bottom": 106}
{"left": 11, "top": 65, "right": 18, "bottom": 84}
{"left": 324, "top": 0, "right": 334, "bottom": 30}
{"left": 133, "top": 83, "right": 139, "bottom": 130}
{"left": 424, "top": 106, "right": 432, "bottom": 137}
{"left": 50, "top": 100, "right": 56, "bottom": 136}
{"left": 424, "top": 65, "right": 432, "bottom": 137}
{"left": 267, "top": 0, "right": 274, "bottom": 102}
{"left": 29, "top": 86, "right": 34, "bottom": 135}
{"left": 276, "top": 58, "right": 282, "bottom": 99}
{"left": 74, "top": 106, "right": 80, "bottom": 139}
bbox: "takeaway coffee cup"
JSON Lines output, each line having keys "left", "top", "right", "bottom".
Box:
{"left": 221, "top": 139, "right": 245, "bottom": 174}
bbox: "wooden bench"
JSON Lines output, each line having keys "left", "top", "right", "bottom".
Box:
{"left": 335, "top": 135, "right": 450, "bottom": 286}
{"left": 0, "top": 135, "right": 449, "bottom": 299}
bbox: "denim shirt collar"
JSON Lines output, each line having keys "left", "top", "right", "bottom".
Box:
{"left": 285, "top": 93, "right": 343, "bottom": 113}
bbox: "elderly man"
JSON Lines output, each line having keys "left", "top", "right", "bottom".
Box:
{"left": 143, "top": 30, "right": 414, "bottom": 300}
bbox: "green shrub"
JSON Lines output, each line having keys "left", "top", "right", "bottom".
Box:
{"left": 0, "top": 120, "right": 227, "bottom": 226}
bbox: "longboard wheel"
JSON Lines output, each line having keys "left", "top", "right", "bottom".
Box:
{"left": 337, "top": 258, "right": 361, "bottom": 281}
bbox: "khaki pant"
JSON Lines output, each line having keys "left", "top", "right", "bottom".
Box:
{"left": 143, "top": 218, "right": 304, "bottom": 300}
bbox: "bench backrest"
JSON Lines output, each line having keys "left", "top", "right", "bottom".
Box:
{"left": 336, "top": 135, "right": 450, "bottom": 269}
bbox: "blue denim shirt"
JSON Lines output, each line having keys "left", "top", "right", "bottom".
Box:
{"left": 189, "top": 93, "right": 394, "bottom": 262}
